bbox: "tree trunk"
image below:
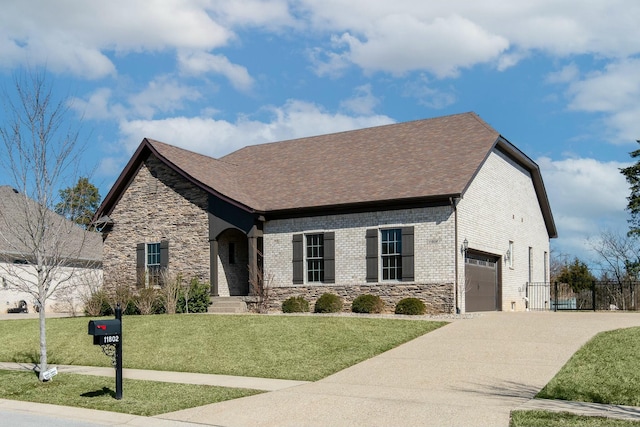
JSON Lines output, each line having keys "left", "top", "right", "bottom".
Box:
{"left": 38, "top": 300, "right": 48, "bottom": 381}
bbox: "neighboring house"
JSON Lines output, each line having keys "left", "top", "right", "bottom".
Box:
{"left": 93, "top": 112, "right": 556, "bottom": 313}
{"left": 0, "top": 186, "right": 103, "bottom": 314}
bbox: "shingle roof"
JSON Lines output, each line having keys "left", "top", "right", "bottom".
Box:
{"left": 219, "top": 112, "right": 499, "bottom": 211}
{"left": 95, "top": 112, "right": 556, "bottom": 237}
{"left": 0, "top": 186, "right": 103, "bottom": 263}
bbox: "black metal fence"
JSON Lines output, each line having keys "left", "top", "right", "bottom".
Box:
{"left": 526, "top": 281, "right": 640, "bottom": 311}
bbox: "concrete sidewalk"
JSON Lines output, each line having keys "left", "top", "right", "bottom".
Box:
{"left": 157, "top": 311, "right": 640, "bottom": 427}
{"left": 0, "top": 362, "right": 309, "bottom": 392}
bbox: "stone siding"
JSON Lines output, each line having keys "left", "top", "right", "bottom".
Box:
{"left": 103, "top": 155, "right": 210, "bottom": 289}
{"left": 264, "top": 283, "right": 454, "bottom": 314}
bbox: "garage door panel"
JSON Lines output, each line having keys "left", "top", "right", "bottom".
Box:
{"left": 465, "top": 255, "right": 498, "bottom": 312}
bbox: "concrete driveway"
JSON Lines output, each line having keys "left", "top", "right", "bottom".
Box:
{"left": 158, "top": 312, "right": 640, "bottom": 427}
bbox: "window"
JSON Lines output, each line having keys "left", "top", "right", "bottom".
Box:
{"left": 528, "top": 246, "right": 533, "bottom": 283}
{"left": 381, "top": 229, "right": 402, "bottom": 280}
{"left": 147, "top": 242, "right": 161, "bottom": 286}
{"left": 292, "top": 233, "right": 334, "bottom": 284}
{"left": 508, "top": 241, "right": 514, "bottom": 269}
{"left": 366, "top": 227, "right": 414, "bottom": 282}
{"left": 137, "top": 240, "right": 168, "bottom": 287}
{"left": 306, "top": 234, "right": 324, "bottom": 282}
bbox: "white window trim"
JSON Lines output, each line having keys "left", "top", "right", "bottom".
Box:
{"left": 380, "top": 228, "right": 402, "bottom": 282}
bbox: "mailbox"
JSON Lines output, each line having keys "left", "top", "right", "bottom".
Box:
{"left": 88, "top": 319, "right": 121, "bottom": 345}
{"left": 88, "top": 319, "right": 121, "bottom": 336}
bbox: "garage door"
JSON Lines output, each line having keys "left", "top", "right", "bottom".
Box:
{"left": 465, "top": 253, "right": 499, "bottom": 312}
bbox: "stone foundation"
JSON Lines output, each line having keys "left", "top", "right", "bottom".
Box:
{"left": 262, "top": 283, "right": 454, "bottom": 314}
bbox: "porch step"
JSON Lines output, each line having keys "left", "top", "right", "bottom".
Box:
{"left": 208, "top": 297, "right": 247, "bottom": 314}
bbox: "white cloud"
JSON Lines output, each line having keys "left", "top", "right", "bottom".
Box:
{"left": 539, "top": 156, "right": 631, "bottom": 258}
{"left": 208, "top": 0, "right": 294, "bottom": 28}
{"left": 177, "top": 51, "right": 254, "bottom": 91}
{"left": 116, "top": 99, "right": 395, "bottom": 157}
{"left": 70, "top": 78, "right": 202, "bottom": 122}
{"left": 70, "top": 88, "right": 118, "bottom": 121}
{"left": 339, "top": 84, "right": 380, "bottom": 115}
{"left": 323, "top": 14, "right": 509, "bottom": 78}
{"left": 4, "top": 1, "right": 640, "bottom": 85}
{"left": 546, "top": 63, "right": 579, "bottom": 84}
{"left": 403, "top": 75, "right": 456, "bottom": 109}
{"left": 127, "top": 76, "right": 202, "bottom": 119}
{"left": 564, "top": 59, "right": 640, "bottom": 143}
{"left": 0, "top": 0, "right": 234, "bottom": 79}
{"left": 299, "top": 0, "right": 640, "bottom": 77}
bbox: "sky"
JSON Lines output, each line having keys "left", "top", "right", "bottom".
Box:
{"left": 1, "top": 0, "right": 639, "bottom": 268}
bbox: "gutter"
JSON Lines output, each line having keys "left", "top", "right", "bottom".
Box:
{"left": 450, "top": 196, "right": 461, "bottom": 314}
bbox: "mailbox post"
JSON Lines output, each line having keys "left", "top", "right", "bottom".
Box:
{"left": 88, "top": 304, "right": 123, "bottom": 399}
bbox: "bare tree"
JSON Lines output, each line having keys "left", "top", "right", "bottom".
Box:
{"left": 589, "top": 230, "right": 640, "bottom": 310}
{"left": 0, "top": 69, "right": 100, "bottom": 381}
{"left": 589, "top": 230, "right": 640, "bottom": 283}
{"left": 549, "top": 251, "right": 571, "bottom": 284}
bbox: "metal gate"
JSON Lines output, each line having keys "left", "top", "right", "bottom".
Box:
{"left": 526, "top": 282, "right": 550, "bottom": 311}
{"left": 526, "top": 281, "right": 640, "bottom": 311}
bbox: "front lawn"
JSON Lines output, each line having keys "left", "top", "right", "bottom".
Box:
{"left": 537, "top": 326, "right": 640, "bottom": 406}
{"left": 0, "top": 370, "right": 261, "bottom": 416}
{"left": 511, "top": 326, "right": 640, "bottom": 427}
{"left": 510, "top": 410, "right": 640, "bottom": 427}
{"left": 0, "top": 314, "right": 446, "bottom": 381}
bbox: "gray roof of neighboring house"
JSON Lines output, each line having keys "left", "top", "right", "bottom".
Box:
{"left": 94, "top": 112, "right": 557, "bottom": 238}
{"left": 0, "top": 186, "right": 103, "bottom": 263}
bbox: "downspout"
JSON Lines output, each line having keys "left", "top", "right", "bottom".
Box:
{"left": 450, "top": 197, "right": 461, "bottom": 314}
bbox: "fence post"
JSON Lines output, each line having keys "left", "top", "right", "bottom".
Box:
{"left": 554, "top": 281, "right": 558, "bottom": 312}
{"left": 592, "top": 280, "right": 596, "bottom": 312}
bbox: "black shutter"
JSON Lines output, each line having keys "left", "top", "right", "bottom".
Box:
{"left": 136, "top": 243, "right": 145, "bottom": 287}
{"left": 323, "top": 232, "right": 335, "bottom": 283}
{"left": 292, "top": 234, "right": 303, "bottom": 284}
{"left": 160, "top": 240, "right": 169, "bottom": 269}
{"left": 366, "top": 229, "right": 378, "bottom": 282}
{"left": 401, "top": 227, "right": 414, "bottom": 281}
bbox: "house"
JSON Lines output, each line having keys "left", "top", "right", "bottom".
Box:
{"left": 93, "top": 112, "right": 556, "bottom": 313}
{"left": 0, "top": 186, "right": 103, "bottom": 314}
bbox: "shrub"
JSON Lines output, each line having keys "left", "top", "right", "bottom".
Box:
{"left": 395, "top": 297, "right": 426, "bottom": 315}
{"left": 351, "top": 294, "right": 385, "bottom": 314}
{"left": 282, "top": 296, "right": 310, "bottom": 313}
{"left": 134, "top": 287, "right": 159, "bottom": 315}
{"left": 177, "top": 278, "right": 211, "bottom": 314}
{"left": 83, "top": 288, "right": 112, "bottom": 316}
{"left": 160, "top": 271, "right": 182, "bottom": 314}
{"left": 314, "top": 293, "right": 343, "bottom": 313}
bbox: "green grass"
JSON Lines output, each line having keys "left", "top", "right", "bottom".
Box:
{"left": 537, "top": 327, "right": 640, "bottom": 406}
{"left": 510, "top": 410, "right": 640, "bottom": 427}
{"left": 0, "top": 370, "right": 261, "bottom": 416}
{"left": 0, "top": 314, "right": 446, "bottom": 381}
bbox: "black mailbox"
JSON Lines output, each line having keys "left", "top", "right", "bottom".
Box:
{"left": 88, "top": 305, "right": 123, "bottom": 400}
{"left": 88, "top": 319, "right": 121, "bottom": 336}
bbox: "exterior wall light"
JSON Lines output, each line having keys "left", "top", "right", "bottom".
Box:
{"left": 461, "top": 238, "right": 469, "bottom": 254}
